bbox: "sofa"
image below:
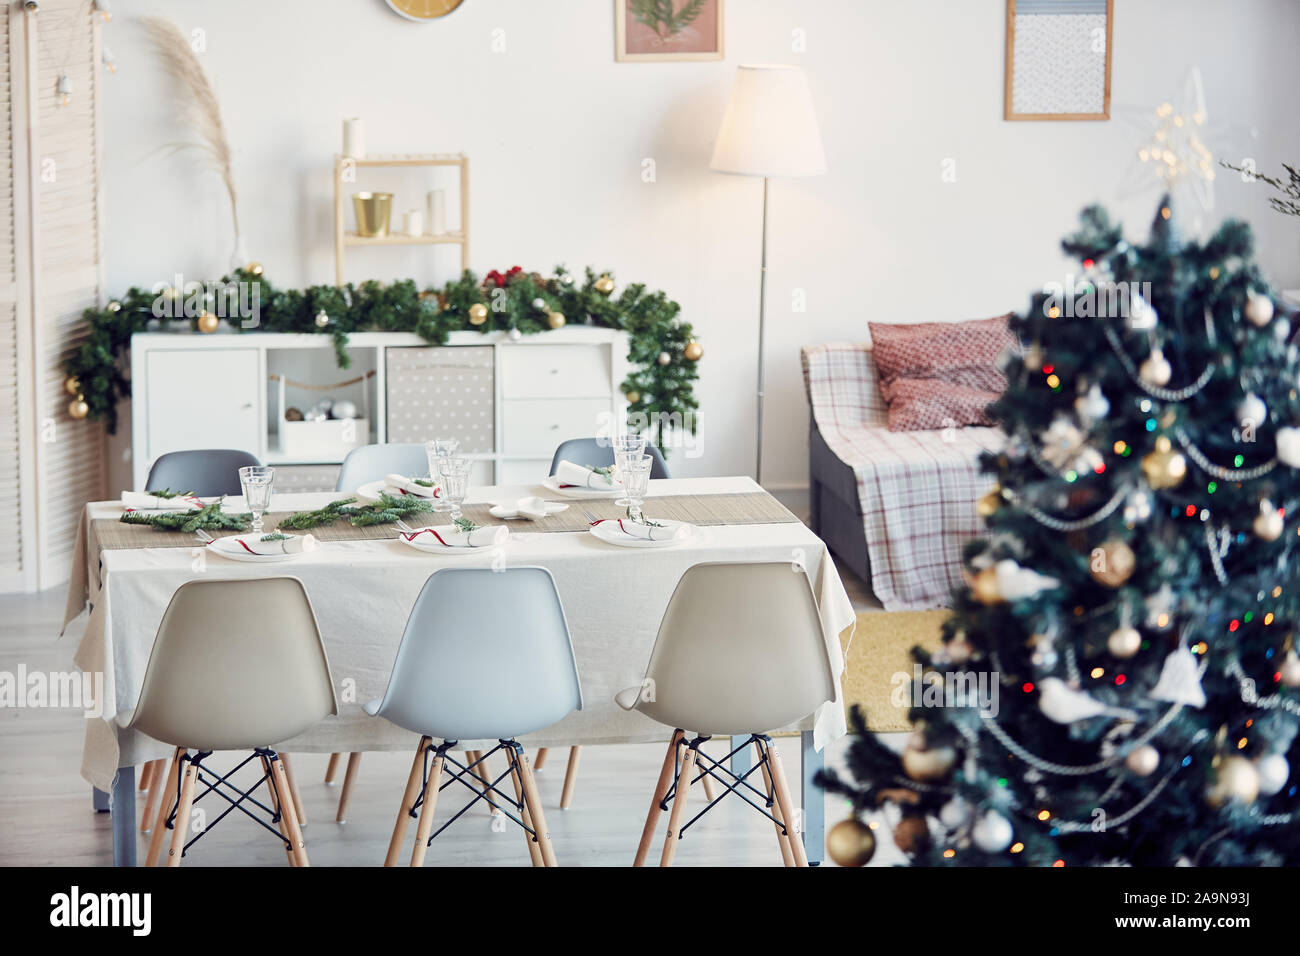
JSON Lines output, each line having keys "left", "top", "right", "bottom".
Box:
{"left": 801, "top": 340, "right": 1004, "bottom": 612}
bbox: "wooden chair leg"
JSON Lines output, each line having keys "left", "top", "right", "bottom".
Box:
{"left": 533, "top": 747, "right": 549, "bottom": 771}
{"left": 279, "top": 753, "right": 307, "bottom": 827}
{"left": 336, "top": 752, "right": 362, "bottom": 823}
{"left": 758, "top": 742, "right": 795, "bottom": 867}
{"left": 145, "top": 749, "right": 183, "bottom": 867}
{"left": 559, "top": 746, "right": 582, "bottom": 810}
{"left": 516, "top": 749, "right": 557, "bottom": 867}
{"left": 659, "top": 739, "right": 697, "bottom": 867}
{"left": 508, "top": 750, "right": 544, "bottom": 866}
{"left": 698, "top": 746, "right": 718, "bottom": 803}
{"left": 165, "top": 754, "right": 198, "bottom": 867}
{"left": 324, "top": 752, "right": 341, "bottom": 784}
{"left": 467, "top": 750, "right": 499, "bottom": 814}
{"left": 138, "top": 760, "right": 154, "bottom": 792}
{"left": 139, "top": 759, "right": 168, "bottom": 833}
{"left": 634, "top": 730, "right": 684, "bottom": 866}
{"left": 272, "top": 755, "right": 309, "bottom": 866}
{"left": 259, "top": 755, "right": 296, "bottom": 866}
{"left": 410, "top": 750, "right": 445, "bottom": 867}
{"left": 764, "top": 742, "right": 808, "bottom": 867}
{"left": 385, "top": 737, "right": 430, "bottom": 866}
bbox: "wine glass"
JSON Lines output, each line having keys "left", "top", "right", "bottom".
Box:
{"left": 425, "top": 438, "right": 460, "bottom": 512}
{"left": 238, "top": 465, "right": 275, "bottom": 535}
{"left": 621, "top": 454, "right": 653, "bottom": 523}
{"left": 440, "top": 457, "right": 472, "bottom": 521}
{"left": 610, "top": 434, "right": 646, "bottom": 506}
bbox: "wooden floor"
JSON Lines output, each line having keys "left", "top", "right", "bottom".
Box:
{"left": 0, "top": 550, "right": 903, "bottom": 867}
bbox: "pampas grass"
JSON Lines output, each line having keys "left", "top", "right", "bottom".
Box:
{"left": 142, "top": 16, "right": 240, "bottom": 248}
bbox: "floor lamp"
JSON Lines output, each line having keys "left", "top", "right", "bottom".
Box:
{"left": 710, "top": 65, "right": 826, "bottom": 485}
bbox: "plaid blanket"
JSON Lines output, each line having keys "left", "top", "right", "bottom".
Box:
{"left": 802, "top": 342, "right": 1003, "bottom": 610}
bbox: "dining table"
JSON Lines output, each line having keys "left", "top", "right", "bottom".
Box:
{"left": 63, "top": 475, "right": 856, "bottom": 866}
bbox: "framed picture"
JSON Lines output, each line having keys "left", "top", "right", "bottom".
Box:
{"left": 615, "top": 0, "right": 725, "bottom": 62}
{"left": 1005, "top": 0, "right": 1113, "bottom": 121}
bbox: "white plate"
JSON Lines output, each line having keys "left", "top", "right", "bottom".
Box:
{"left": 588, "top": 518, "right": 695, "bottom": 549}
{"left": 355, "top": 479, "right": 440, "bottom": 506}
{"left": 541, "top": 475, "right": 623, "bottom": 499}
{"left": 395, "top": 530, "right": 501, "bottom": 555}
{"left": 207, "top": 533, "right": 310, "bottom": 563}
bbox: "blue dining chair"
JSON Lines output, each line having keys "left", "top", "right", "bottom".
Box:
{"left": 549, "top": 437, "right": 671, "bottom": 479}
{"left": 335, "top": 442, "right": 430, "bottom": 492}
{"left": 144, "top": 449, "right": 261, "bottom": 497}
{"left": 368, "top": 567, "right": 582, "bottom": 867}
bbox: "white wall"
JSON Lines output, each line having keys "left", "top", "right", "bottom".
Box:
{"left": 103, "top": 0, "right": 1300, "bottom": 488}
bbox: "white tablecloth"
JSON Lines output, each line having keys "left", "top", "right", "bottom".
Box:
{"left": 65, "top": 477, "right": 855, "bottom": 792}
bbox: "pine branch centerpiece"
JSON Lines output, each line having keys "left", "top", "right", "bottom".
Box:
{"left": 120, "top": 500, "right": 251, "bottom": 533}
{"left": 278, "top": 493, "right": 434, "bottom": 531}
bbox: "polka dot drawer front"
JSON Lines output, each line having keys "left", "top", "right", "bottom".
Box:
{"left": 386, "top": 346, "right": 495, "bottom": 451}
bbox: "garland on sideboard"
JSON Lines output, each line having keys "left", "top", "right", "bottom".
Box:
{"left": 64, "top": 264, "right": 702, "bottom": 448}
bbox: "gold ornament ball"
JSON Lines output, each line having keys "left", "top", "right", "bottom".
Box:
{"left": 68, "top": 396, "right": 89, "bottom": 420}
{"left": 1107, "top": 626, "right": 1142, "bottom": 659}
{"left": 594, "top": 274, "right": 616, "bottom": 295}
{"left": 1090, "top": 538, "right": 1136, "bottom": 588}
{"left": 1280, "top": 651, "right": 1300, "bottom": 688}
{"left": 64, "top": 375, "right": 81, "bottom": 396}
{"left": 901, "top": 743, "right": 956, "bottom": 782}
{"left": 970, "top": 565, "right": 1005, "bottom": 605}
{"left": 683, "top": 340, "right": 704, "bottom": 362}
{"left": 468, "top": 303, "right": 489, "bottom": 326}
{"left": 196, "top": 311, "right": 220, "bottom": 334}
{"left": 245, "top": 261, "right": 264, "bottom": 277}
{"left": 1125, "top": 744, "right": 1160, "bottom": 777}
{"left": 547, "top": 310, "right": 566, "bottom": 329}
{"left": 826, "top": 818, "right": 876, "bottom": 867}
{"left": 106, "top": 300, "right": 121, "bottom": 313}
{"left": 625, "top": 390, "right": 641, "bottom": 405}
{"left": 1205, "top": 755, "right": 1260, "bottom": 808}
{"left": 1254, "top": 505, "right": 1284, "bottom": 542}
{"left": 892, "top": 814, "right": 931, "bottom": 855}
{"left": 976, "top": 487, "right": 1003, "bottom": 518}
{"left": 1141, "top": 435, "right": 1187, "bottom": 490}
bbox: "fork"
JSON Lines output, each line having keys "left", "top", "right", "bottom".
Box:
{"left": 194, "top": 529, "right": 214, "bottom": 544}
{"left": 581, "top": 508, "right": 601, "bottom": 527}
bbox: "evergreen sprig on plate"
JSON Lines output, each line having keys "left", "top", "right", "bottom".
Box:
{"left": 120, "top": 501, "right": 251, "bottom": 533}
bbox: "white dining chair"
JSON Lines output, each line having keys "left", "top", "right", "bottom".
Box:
{"left": 127, "top": 577, "right": 338, "bottom": 867}
{"left": 616, "top": 562, "right": 835, "bottom": 867}
{"left": 367, "top": 566, "right": 582, "bottom": 866}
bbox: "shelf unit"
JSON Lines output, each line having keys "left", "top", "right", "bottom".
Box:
{"left": 333, "top": 152, "right": 469, "bottom": 284}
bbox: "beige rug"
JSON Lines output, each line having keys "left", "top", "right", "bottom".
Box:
{"left": 840, "top": 609, "right": 950, "bottom": 732}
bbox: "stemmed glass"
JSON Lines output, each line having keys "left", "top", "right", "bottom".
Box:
{"left": 238, "top": 465, "right": 275, "bottom": 535}
{"left": 610, "top": 433, "right": 646, "bottom": 506}
{"left": 425, "top": 438, "right": 460, "bottom": 512}
{"left": 440, "top": 457, "right": 472, "bottom": 521}
{"left": 621, "top": 454, "right": 653, "bottom": 524}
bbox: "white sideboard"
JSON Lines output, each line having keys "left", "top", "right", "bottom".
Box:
{"left": 129, "top": 328, "right": 630, "bottom": 492}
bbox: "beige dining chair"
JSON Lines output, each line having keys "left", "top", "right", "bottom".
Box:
{"left": 127, "top": 577, "right": 338, "bottom": 867}
{"left": 616, "top": 562, "right": 835, "bottom": 867}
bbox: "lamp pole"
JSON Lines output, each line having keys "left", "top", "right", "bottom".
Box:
{"left": 755, "top": 176, "right": 770, "bottom": 486}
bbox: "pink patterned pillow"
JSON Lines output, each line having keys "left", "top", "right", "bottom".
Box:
{"left": 867, "top": 316, "right": 1016, "bottom": 431}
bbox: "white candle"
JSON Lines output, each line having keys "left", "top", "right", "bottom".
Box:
{"left": 342, "top": 117, "right": 365, "bottom": 159}
{"left": 426, "top": 189, "right": 446, "bottom": 236}
{"left": 403, "top": 209, "right": 424, "bottom": 237}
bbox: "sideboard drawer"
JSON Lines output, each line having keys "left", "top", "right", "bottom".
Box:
{"left": 502, "top": 398, "right": 612, "bottom": 456}
{"left": 500, "top": 344, "right": 610, "bottom": 399}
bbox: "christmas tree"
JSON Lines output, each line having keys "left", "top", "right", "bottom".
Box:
{"left": 822, "top": 197, "right": 1300, "bottom": 867}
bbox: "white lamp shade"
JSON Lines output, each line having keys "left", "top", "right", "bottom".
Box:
{"left": 710, "top": 65, "right": 826, "bottom": 178}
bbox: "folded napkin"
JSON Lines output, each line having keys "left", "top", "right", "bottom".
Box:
{"left": 555, "top": 460, "right": 620, "bottom": 490}
{"left": 399, "top": 524, "right": 509, "bottom": 548}
{"left": 226, "top": 533, "right": 318, "bottom": 556}
{"left": 384, "top": 474, "right": 441, "bottom": 498}
{"left": 122, "top": 490, "right": 205, "bottom": 511}
{"left": 590, "top": 518, "right": 688, "bottom": 542}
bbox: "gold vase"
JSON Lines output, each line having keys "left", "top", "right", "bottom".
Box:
{"left": 352, "top": 191, "right": 394, "bottom": 237}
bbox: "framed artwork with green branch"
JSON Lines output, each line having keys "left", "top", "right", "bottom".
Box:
{"left": 616, "top": 0, "right": 724, "bottom": 62}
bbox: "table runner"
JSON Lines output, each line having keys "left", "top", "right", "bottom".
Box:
{"left": 91, "top": 491, "right": 799, "bottom": 552}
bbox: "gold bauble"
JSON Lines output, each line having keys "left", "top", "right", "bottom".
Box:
{"left": 683, "top": 340, "right": 704, "bottom": 362}
{"left": 970, "top": 566, "right": 1005, "bottom": 605}
{"left": 1106, "top": 626, "right": 1142, "bottom": 659}
{"left": 901, "top": 743, "right": 956, "bottom": 782}
{"left": 68, "top": 396, "right": 89, "bottom": 420}
{"left": 625, "top": 390, "right": 641, "bottom": 405}
{"left": 1280, "top": 650, "right": 1300, "bottom": 688}
{"left": 594, "top": 274, "right": 615, "bottom": 295}
{"left": 892, "top": 814, "right": 931, "bottom": 855}
{"left": 1125, "top": 744, "right": 1160, "bottom": 777}
{"left": 547, "top": 310, "right": 566, "bottom": 329}
{"left": 1254, "top": 503, "right": 1284, "bottom": 542}
{"left": 468, "top": 303, "right": 489, "bottom": 325}
{"left": 1205, "top": 755, "right": 1260, "bottom": 808}
{"left": 1140, "top": 435, "right": 1187, "bottom": 490}
{"left": 976, "top": 487, "right": 1003, "bottom": 518}
{"left": 245, "top": 261, "right": 264, "bottom": 276}
{"left": 1089, "top": 538, "right": 1136, "bottom": 588}
{"left": 64, "top": 375, "right": 81, "bottom": 396}
{"left": 826, "top": 818, "right": 876, "bottom": 867}
{"left": 196, "top": 311, "right": 219, "bottom": 334}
